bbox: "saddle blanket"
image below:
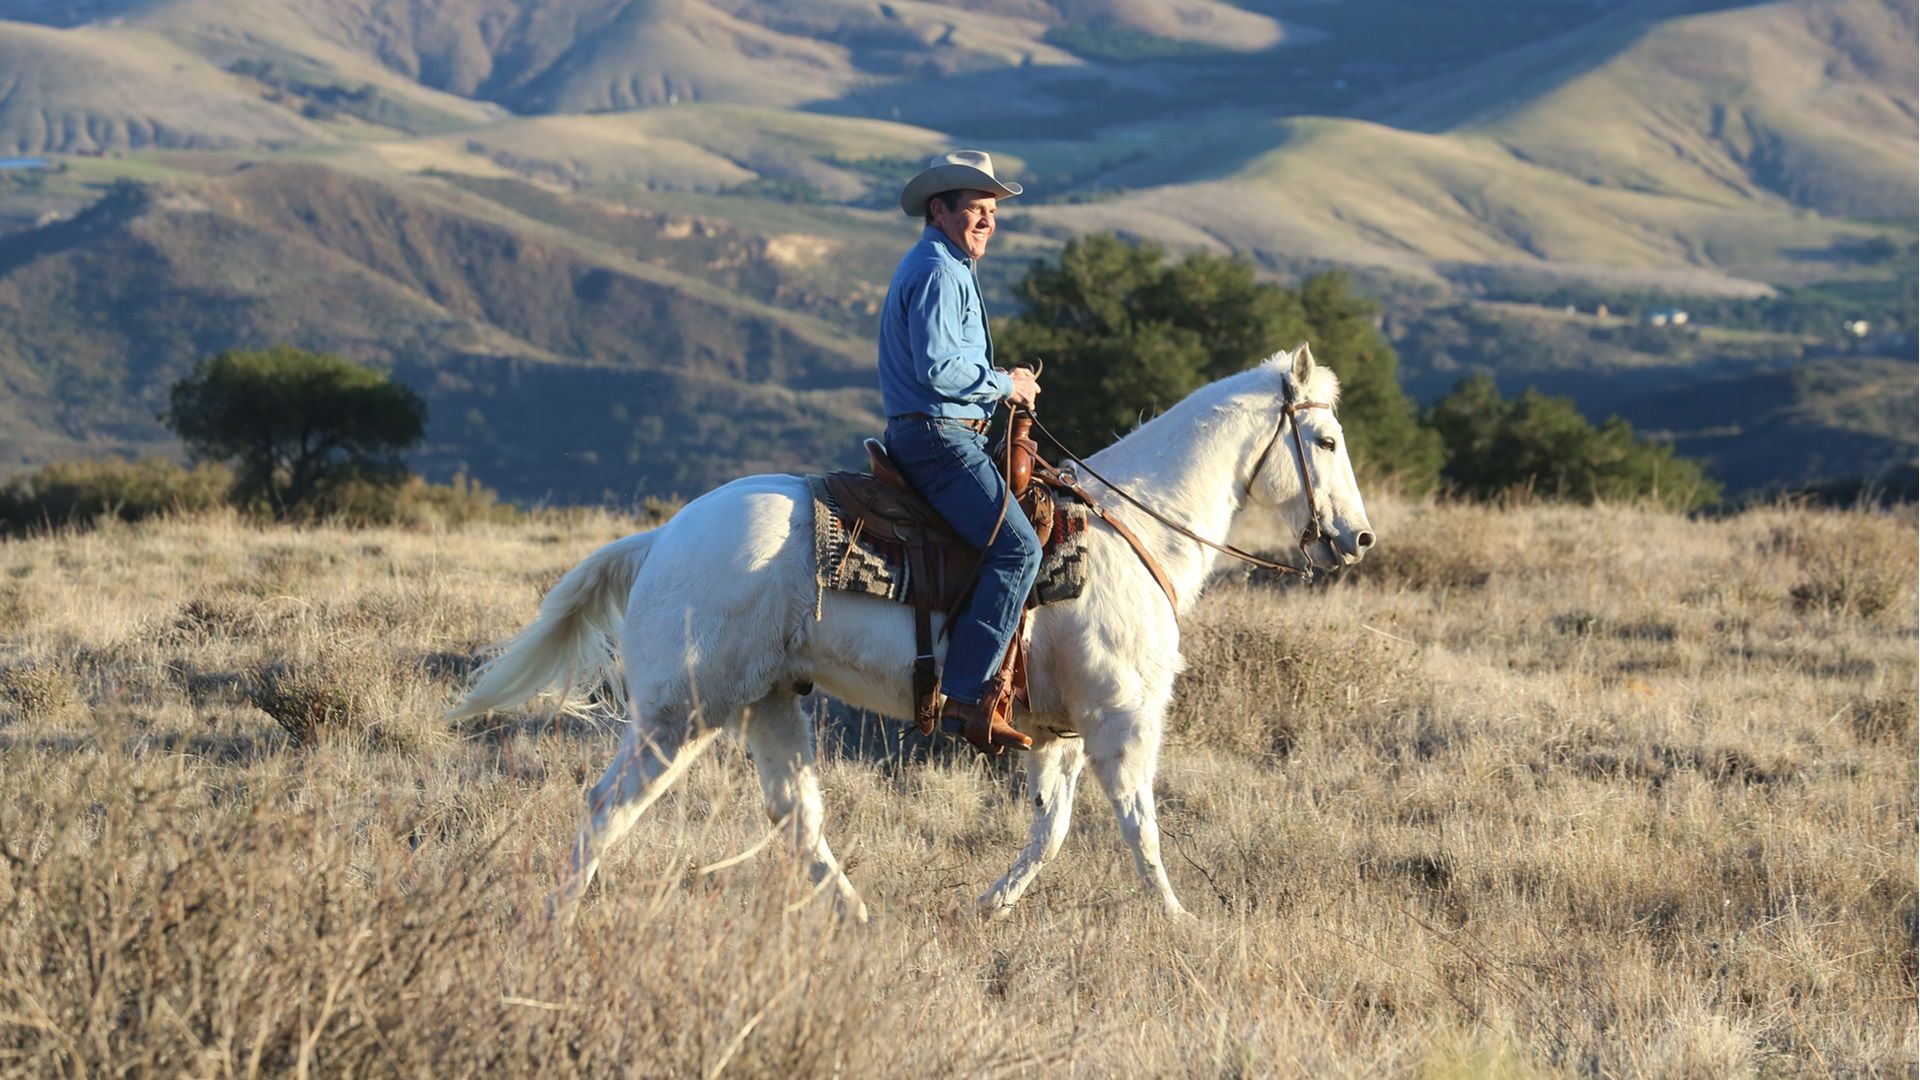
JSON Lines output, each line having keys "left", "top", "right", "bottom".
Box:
{"left": 806, "top": 474, "right": 1090, "bottom": 617}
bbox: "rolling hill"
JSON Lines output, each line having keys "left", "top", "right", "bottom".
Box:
{"left": 0, "top": 0, "right": 1910, "bottom": 500}
{"left": 0, "top": 21, "right": 327, "bottom": 154}
{"left": 1459, "top": 0, "right": 1917, "bottom": 220}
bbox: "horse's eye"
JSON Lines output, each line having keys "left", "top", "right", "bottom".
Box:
{"left": 1317, "top": 437, "right": 1336, "bottom": 451}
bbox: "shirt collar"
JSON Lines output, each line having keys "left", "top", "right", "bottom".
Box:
{"left": 923, "top": 225, "right": 972, "bottom": 267}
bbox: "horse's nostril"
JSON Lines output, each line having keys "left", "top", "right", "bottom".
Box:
{"left": 1356, "top": 531, "right": 1375, "bottom": 549}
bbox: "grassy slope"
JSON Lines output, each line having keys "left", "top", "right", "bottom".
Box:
{"left": 1469, "top": 0, "right": 1918, "bottom": 220}
{"left": 113, "top": 0, "right": 1283, "bottom": 114}
{"left": 1020, "top": 0, "right": 1913, "bottom": 291}
{"left": 1021, "top": 115, "right": 1887, "bottom": 293}
{"left": 356, "top": 105, "right": 951, "bottom": 204}
{"left": 123, "top": 0, "right": 504, "bottom": 131}
{"left": 0, "top": 21, "right": 327, "bottom": 153}
{"left": 0, "top": 496, "right": 1910, "bottom": 1073}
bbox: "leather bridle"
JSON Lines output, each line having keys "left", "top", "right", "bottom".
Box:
{"left": 1245, "top": 374, "right": 1337, "bottom": 568}
{"left": 1022, "top": 372, "right": 1340, "bottom": 614}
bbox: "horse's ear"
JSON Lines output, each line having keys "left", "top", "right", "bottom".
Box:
{"left": 1289, "top": 342, "right": 1316, "bottom": 385}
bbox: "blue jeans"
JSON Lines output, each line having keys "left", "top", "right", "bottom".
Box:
{"left": 883, "top": 417, "right": 1042, "bottom": 706}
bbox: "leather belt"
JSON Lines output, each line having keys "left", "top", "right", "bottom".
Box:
{"left": 897, "top": 413, "right": 991, "bottom": 435}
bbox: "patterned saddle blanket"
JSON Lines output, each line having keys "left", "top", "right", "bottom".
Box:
{"left": 806, "top": 473, "right": 1091, "bottom": 618}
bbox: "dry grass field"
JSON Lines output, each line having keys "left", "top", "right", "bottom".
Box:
{"left": 0, "top": 495, "right": 1913, "bottom": 1076}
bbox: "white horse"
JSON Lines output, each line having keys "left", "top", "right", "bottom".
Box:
{"left": 448, "top": 343, "right": 1374, "bottom": 921}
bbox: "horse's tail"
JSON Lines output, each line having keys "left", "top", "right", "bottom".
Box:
{"left": 445, "top": 529, "right": 657, "bottom": 723}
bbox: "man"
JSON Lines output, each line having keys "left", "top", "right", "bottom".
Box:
{"left": 878, "top": 150, "right": 1041, "bottom": 753}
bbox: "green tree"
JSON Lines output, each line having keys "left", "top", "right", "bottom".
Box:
{"left": 1426, "top": 373, "right": 1720, "bottom": 509}
{"left": 164, "top": 346, "right": 427, "bottom": 517}
{"left": 1295, "top": 272, "right": 1443, "bottom": 489}
{"left": 998, "top": 236, "right": 1440, "bottom": 491}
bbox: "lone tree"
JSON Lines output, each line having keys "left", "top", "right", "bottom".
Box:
{"left": 997, "top": 235, "right": 1441, "bottom": 492}
{"left": 164, "top": 346, "right": 427, "bottom": 517}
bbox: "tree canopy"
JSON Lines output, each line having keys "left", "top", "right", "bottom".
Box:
{"left": 996, "top": 235, "right": 1441, "bottom": 491}
{"left": 164, "top": 346, "right": 427, "bottom": 517}
{"left": 1425, "top": 373, "right": 1720, "bottom": 510}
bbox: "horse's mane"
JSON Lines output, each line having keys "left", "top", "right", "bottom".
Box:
{"left": 1166, "top": 349, "right": 1345, "bottom": 426}
{"left": 1163, "top": 348, "right": 1344, "bottom": 429}
{"left": 1093, "top": 347, "right": 1342, "bottom": 471}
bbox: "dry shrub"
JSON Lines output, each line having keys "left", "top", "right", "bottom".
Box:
{"left": 172, "top": 596, "right": 252, "bottom": 640}
{"left": 1766, "top": 510, "right": 1917, "bottom": 619}
{"left": 298, "top": 473, "right": 523, "bottom": 529}
{"left": 1344, "top": 501, "right": 1519, "bottom": 592}
{"left": 0, "top": 662, "right": 76, "bottom": 723}
{"left": 1549, "top": 609, "right": 1678, "bottom": 642}
{"left": 1848, "top": 693, "right": 1917, "bottom": 747}
{"left": 0, "top": 577, "right": 43, "bottom": 634}
{"left": 1171, "top": 590, "right": 1424, "bottom": 758}
{"left": 247, "top": 649, "right": 429, "bottom": 750}
{"left": 0, "top": 456, "right": 233, "bottom": 534}
{"left": 248, "top": 661, "right": 359, "bottom": 744}
{"left": 242, "top": 544, "right": 340, "bottom": 596}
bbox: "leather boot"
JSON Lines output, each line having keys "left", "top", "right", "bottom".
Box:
{"left": 941, "top": 696, "right": 1032, "bottom": 754}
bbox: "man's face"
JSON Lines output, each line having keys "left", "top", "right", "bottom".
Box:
{"left": 930, "top": 190, "right": 998, "bottom": 260}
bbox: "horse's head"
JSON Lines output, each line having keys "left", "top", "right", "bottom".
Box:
{"left": 1251, "top": 343, "right": 1375, "bottom": 570}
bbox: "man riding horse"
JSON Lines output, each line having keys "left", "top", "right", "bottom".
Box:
{"left": 878, "top": 150, "right": 1040, "bottom": 754}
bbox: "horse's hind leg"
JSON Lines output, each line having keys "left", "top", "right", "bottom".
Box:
{"left": 742, "top": 690, "right": 869, "bottom": 924}
{"left": 1087, "top": 713, "right": 1189, "bottom": 917}
{"left": 551, "top": 707, "right": 721, "bottom": 924}
{"left": 978, "top": 736, "right": 1087, "bottom": 917}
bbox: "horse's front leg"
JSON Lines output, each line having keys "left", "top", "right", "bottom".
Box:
{"left": 979, "top": 736, "right": 1087, "bottom": 917}
{"left": 1087, "top": 711, "right": 1188, "bottom": 917}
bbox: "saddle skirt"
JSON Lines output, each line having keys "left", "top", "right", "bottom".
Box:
{"left": 807, "top": 441, "right": 1091, "bottom": 619}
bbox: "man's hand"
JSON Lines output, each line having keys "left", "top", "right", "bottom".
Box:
{"left": 1007, "top": 366, "right": 1041, "bottom": 409}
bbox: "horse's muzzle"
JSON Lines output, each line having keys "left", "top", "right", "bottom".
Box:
{"left": 1333, "top": 528, "right": 1374, "bottom": 565}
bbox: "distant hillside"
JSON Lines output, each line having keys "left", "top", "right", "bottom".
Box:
{"left": 1462, "top": 0, "right": 1918, "bottom": 220}
{"left": 1617, "top": 356, "right": 1917, "bottom": 494}
{"left": 0, "top": 22, "right": 325, "bottom": 153}
{"left": 1014, "top": 0, "right": 1913, "bottom": 292}
{"left": 0, "top": 166, "right": 891, "bottom": 499}
{"left": 3, "top": 0, "right": 1281, "bottom": 120}
{"left": 0, "top": 0, "right": 1910, "bottom": 501}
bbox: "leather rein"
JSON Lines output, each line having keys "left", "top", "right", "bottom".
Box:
{"left": 1021, "top": 378, "right": 1337, "bottom": 616}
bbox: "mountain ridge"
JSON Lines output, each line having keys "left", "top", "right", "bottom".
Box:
{"left": 0, "top": 0, "right": 1910, "bottom": 498}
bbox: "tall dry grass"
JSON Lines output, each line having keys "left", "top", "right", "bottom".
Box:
{"left": 0, "top": 498, "right": 1912, "bottom": 1076}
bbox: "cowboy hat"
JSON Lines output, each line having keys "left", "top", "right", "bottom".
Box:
{"left": 899, "top": 149, "right": 1023, "bottom": 217}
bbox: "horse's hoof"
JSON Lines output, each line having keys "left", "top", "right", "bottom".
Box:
{"left": 976, "top": 895, "right": 1017, "bottom": 920}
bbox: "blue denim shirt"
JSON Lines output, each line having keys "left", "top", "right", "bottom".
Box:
{"left": 876, "top": 227, "right": 1012, "bottom": 421}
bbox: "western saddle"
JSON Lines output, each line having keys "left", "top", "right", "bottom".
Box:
{"left": 820, "top": 411, "right": 1054, "bottom": 747}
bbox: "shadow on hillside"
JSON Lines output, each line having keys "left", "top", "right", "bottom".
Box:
{"left": 397, "top": 354, "right": 880, "bottom": 506}
{"left": 800, "top": 0, "right": 1777, "bottom": 194}
{"left": 132, "top": 730, "right": 283, "bottom": 764}
{"left": 0, "top": 730, "right": 283, "bottom": 764}
{"left": 0, "top": 734, "right": 98, "bottom": 755}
